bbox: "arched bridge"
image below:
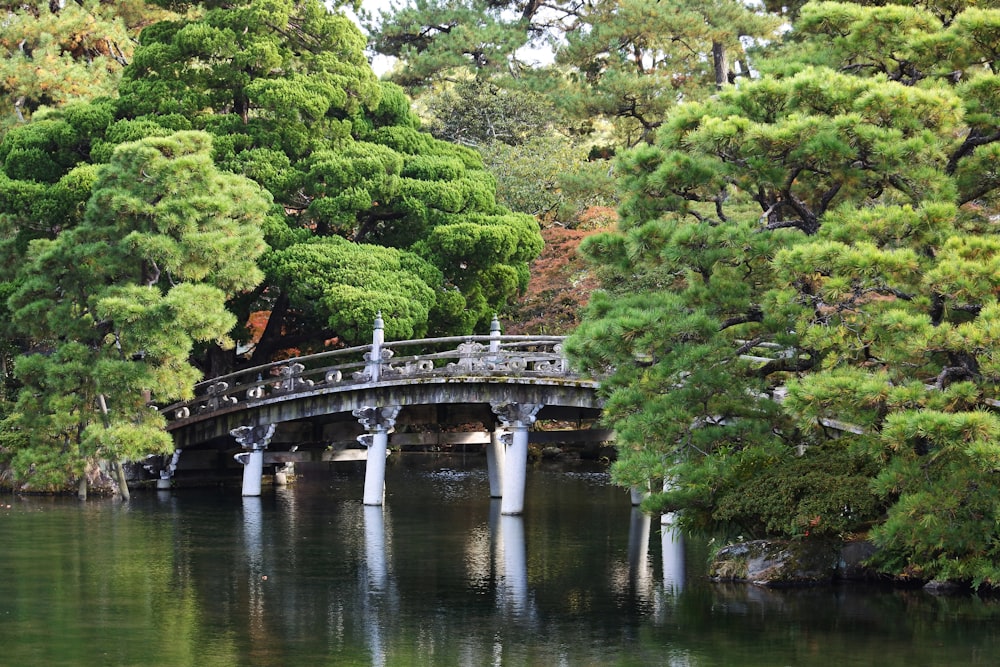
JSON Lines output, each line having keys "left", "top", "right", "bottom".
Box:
{"left": 160, "top": 316, "right": 605, "bottom": 514}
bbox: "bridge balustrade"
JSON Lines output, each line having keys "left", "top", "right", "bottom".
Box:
{"left": 162, "top": 329, "right": 577, "bottom": 424}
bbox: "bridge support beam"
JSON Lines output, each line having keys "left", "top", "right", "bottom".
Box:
{"left": 231, "top": 424, "right": 276, "bottom": 497}
{"left": 354, "top": 405, "right": 402, "bottom": 506}
{"left": 491, "top": 401, "right": 543, "bottom": 515}
{"left": 487, "top": 426, "right": 508, "bottom": 498}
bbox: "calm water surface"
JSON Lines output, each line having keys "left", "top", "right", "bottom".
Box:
{"left": 2, "top": 455, "right": 999, "bottom": 666}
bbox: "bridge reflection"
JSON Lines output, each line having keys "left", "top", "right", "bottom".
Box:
{"left": 224, "top": 473, "right": 686, "bottom": 664}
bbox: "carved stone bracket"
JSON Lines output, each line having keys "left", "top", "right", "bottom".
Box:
{"left": 450, "top": 341, "right": 547, "bottom": 374}
{"left": 277, "top": 362, "right": 314, "bottom": 392}
{"left": 453, "top": 341, "right": 488, "bottom": 371}
{"left": 385, "top": 358, "right": 435, "bottom": 376}
{"left": 230, "top": 423, "right": 276, "bottom": 451}
{"left": 196, "top": 381, "right": 237, "bottom": 413}
{"left": 353, "top": 349, "right": 396, "bottom": 382}
{"left": 490, "top": 401, "right": 543, "bottom": 429}
{"left": 353, "top": 405, "right": 402, "bottom": 433}
{"left": 533, "top": 344, "right": 569, "bottom": 374}
{"left": 205, "top": 381, "right": 238, "bottom": 411}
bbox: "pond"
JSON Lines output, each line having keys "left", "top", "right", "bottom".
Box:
{"left": 1, "top": 455, "right": 999, "bottom": 666}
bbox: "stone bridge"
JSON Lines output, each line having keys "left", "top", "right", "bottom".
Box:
{"left": 158, "top": 316, "right": 605, "bottom": 514}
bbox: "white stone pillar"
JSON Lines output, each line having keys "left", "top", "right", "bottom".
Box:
{"left": 156, "top": 449, "right": 182, "bottom": 490}
{"left": 489, "top": 314, "right": 501, "bottom": 358}
{"left": 490, "top": 401, "right": 543, "bottom": 515}
{"left": 354, "top": 405, "right": 401, "bottom": 506}
{"left": 486, "top": 426, "right": 508, "bottom": 498}
{"left": 366, "top": 312, "right": 384, "bottom": 382}
{"left": 231, "top": 424, "right": 275, "bottom": 497}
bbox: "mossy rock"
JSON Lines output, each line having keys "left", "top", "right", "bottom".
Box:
{"left": 710, "top": 539, "right": 842, "bottom": 586}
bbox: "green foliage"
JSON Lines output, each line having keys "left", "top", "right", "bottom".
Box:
{"left": 479, "top": 136, "right": 618, "bottom": 223}
{"left": 263, "top": 237, "right": 439, "bottom": 342}
{"left": 0, "top": 1, "right": 173, "bottom": 135}
{"left": 867, "top": 410, "right": 1000, "bottom": 587}
{"left": 570, "top": 0, "right": 1000, "bottom": 586}
{"left": 0, "top": 0, "right": 542, "bottom": 373}
{"left": 662, "top": 442, "right": 883, "bottom": 538}
{"left": 110, "top": 0, "right": 541, "bottom": 355}
{"left": 0, "top": 131, "right": 269, "bottom": 491}
{"left": 417, "top": 80, "right": 563, "bottom": 149}
{"left": 369, "top": 0, "right": 780, "bottom": 146}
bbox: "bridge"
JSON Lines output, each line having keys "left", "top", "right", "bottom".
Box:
{"left": 159, "top": 315, "right": 605, "bottom": 514}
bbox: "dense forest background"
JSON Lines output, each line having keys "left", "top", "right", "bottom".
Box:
{"left": 3, "top": 0, "right": 1000, "bottom": 587}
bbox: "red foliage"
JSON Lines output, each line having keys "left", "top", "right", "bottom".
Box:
{"left": 505, "top": 217, "right": 614, "bottom": 335}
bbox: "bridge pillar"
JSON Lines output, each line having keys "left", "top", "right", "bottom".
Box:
{"left": 487, "top": 426, "right": 508, "bottom": 498}
{"left": 354, "top": 405, "right": 402, "bottom": 506}
{"left": 156, "top": 449, "right": 182, "bottom": 490}
{"left": 491, "top": 401, "right": 543, "bottom": 515}
{"left": 231, "top": 424, "right": 276, "bottom": 497}
{"left": 365, "top": 312, "right": 385, "bottom": 382}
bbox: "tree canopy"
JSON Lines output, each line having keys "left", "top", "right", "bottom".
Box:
{"left": 0, "top": 0, "right": 542, "bottom": 491}
{"left": 567, "top": 0, "right": 1000, "bottom": 586}
{"left": 1, "top": 0, "right": 541, "bottom": 360}
{"left": 0, "top": 0, "right": 173, "bottom": 133}
{"left": 366, "top": 0, "right": 780, "bottom": 146}
{"left": 0, "top": 130, "right": 269, "bottom": 493}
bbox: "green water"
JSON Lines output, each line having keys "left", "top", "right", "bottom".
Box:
{"left": 1, "top": 456, "right": 998, "bottom": 666}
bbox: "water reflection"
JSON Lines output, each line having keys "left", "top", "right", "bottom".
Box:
{"left": 4, "top": 461, "right": 1000, "bottom": 666}
{"left": 662, "top": 515, "right": 686, "bottom": 597}
{"left": 362, "top": 505, "right": 394, "bottom": 666}
{"left": 628, "top": 507, "right": 654, "bottom": 598}
{"left": 498, "top": 514, "right": 532, "bottom": 620}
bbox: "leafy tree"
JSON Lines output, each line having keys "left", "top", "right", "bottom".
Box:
{"left": 0, "top": 131, "right": 269, "bottom": 496}
{"left": 567, "top": 0, "right": 1000, "bottom": 585}
{"left": 0, "top": 0, "right": 173, "bottom": 133}
{"left": 366, "top": 0, "right": 780, "bottom": 145}
{"left": 0, "top": 0, "right": 541, "bottom": 374}
{"left": 112, "top": 0, "right": 541, "bottom": 363}
{"left": 416, "top": 79, "right": 560, "bottom": 149}
{"left": 478, "top": 136, "right": 617, "bottom": 223}
{"left": 413, "top": 79, "right": 616, "bottom": 222}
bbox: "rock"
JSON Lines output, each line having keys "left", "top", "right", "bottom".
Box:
{"left": 837, "top": 540, "right": 878, "bottom": 581}
{"left": 924, "top": 579, "right": 966, "bottom": 594}
{"left": 710, "top": 539, "right": 841, "bottom": 586}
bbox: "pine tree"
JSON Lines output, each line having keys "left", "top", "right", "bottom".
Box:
{"left": 1, "top": 131, "right": 269, "bottom": 495}
{"left": 568, "top": 0, "right": 1000, "bottom": 584}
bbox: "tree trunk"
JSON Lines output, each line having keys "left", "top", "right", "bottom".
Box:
{"left": 712, "top": 42, "right": 729, "bottom": 90}
{"left": 115, "top": 460, "right": 131, "bottom": 501}
{"left": 206, "top": 343, "right": 235, "bottom": 378}
{"left": 249, "top": 291, "right": 290, "bottom": 366}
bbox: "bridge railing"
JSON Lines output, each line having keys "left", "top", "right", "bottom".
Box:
{"left": 161, "top": 326, "right": 579, "bottom": 424}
